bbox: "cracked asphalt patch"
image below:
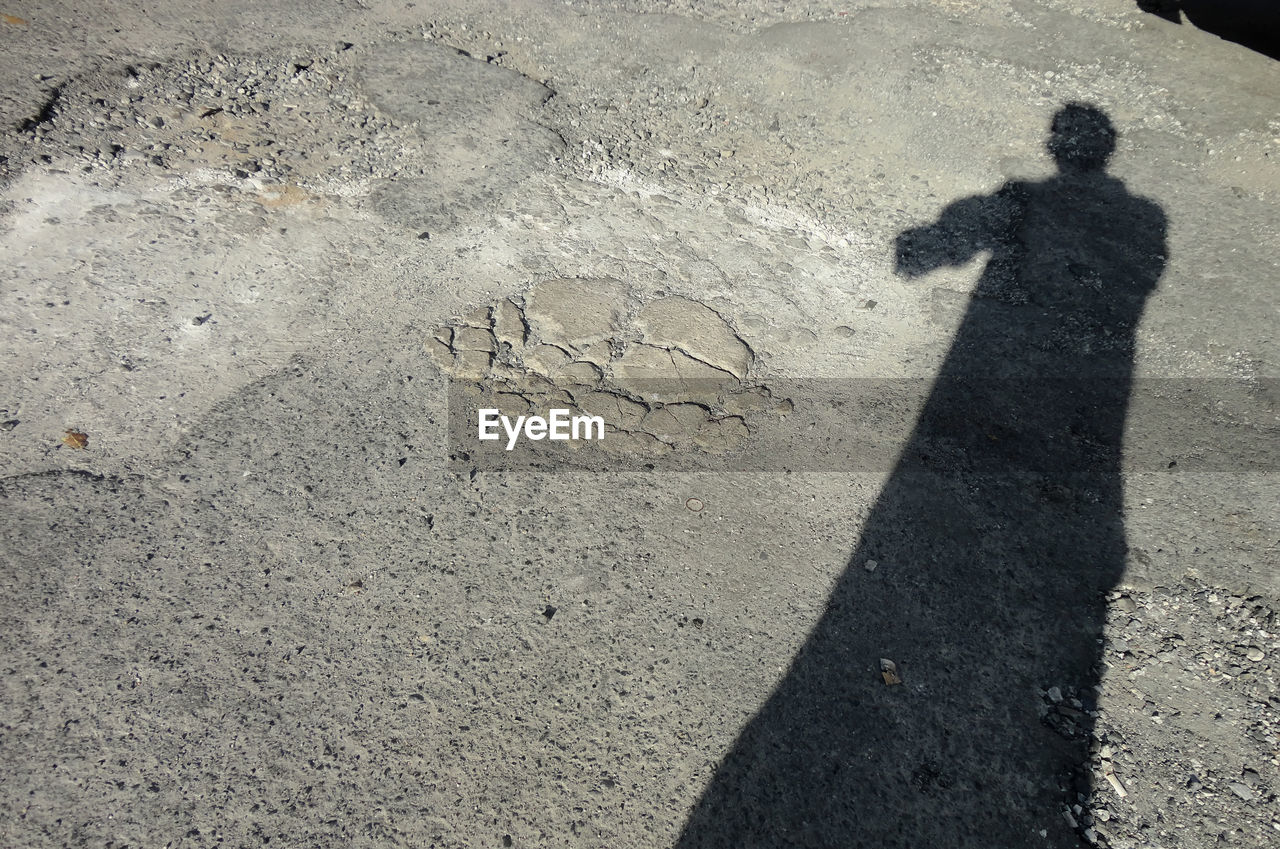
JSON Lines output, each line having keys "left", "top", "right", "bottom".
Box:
{"left": 429, "top": 279, "right": 784, "bottom": 460}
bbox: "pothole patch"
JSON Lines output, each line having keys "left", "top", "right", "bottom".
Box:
{"left": 427, "top": 278, "right": 788, "bottom": 457}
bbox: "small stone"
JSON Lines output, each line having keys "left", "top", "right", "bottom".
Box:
{"left": 1103, "top": 770, "right": 1127, "bottom": 798}
{"left": 879, "top": 658, "right": 902, "bottom": 686}
{"left": 1047, "top": 686, "right": 1064, "bottom": 704}
{"left": 1245, "top": 647, "right": 1265, "bottom": 661}
{"left": 1229, "top": 782, "right": 1256, "bottom": 802}
{"left": 542, "top": 605, "right": 557, "bottom": 621}
{"left": 864, "top": 559, "right": 878, "bottom": 572}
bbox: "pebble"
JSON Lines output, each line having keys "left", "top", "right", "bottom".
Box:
{"left": 1245, "top": 647, "right": 1264, "bottom": 661}
{"left": 1230, "top": 783, "right": 1256, "bottom": 802}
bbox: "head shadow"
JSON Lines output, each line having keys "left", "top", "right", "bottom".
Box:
{"left": 675, "top": 105, "right": 1168, "bottom": 848}
{"left": 1046, "top": 103, "right": 1115, "bottom": 173}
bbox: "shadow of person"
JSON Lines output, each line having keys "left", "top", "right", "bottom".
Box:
{"left": 1137, "top": 1, "right": 1280, "bottom": 61}
{"left": 675, "top": 105, "right": 1167, "bottom": 848}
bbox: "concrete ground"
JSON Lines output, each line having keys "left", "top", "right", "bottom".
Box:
{"left": 1, "top": 2, "right": 1277, "bottom": 847}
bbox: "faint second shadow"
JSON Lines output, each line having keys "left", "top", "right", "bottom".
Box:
{"left": 675, "top": 104, "right": 1167, "bottom": 848}
{"left": 1137, "top": 1, "right": 1280, "bottom": 60}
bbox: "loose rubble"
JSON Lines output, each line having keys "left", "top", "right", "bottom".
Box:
{"left": 1041, "top": 580, "right": 1279, "bottom": 848}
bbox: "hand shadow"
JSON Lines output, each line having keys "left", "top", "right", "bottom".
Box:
{"left": 675, "top": 104, "right": 1167, "bottom": 848}
{"left": 1136, "top": 1, "right": 1280, "bottom": 61}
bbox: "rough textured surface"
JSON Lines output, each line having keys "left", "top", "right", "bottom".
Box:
{"left": 429, "top": 280, "right": 777, "bottom": 458}
{"left": 1, "top": 2, "right": 1278, "bottom": 848}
